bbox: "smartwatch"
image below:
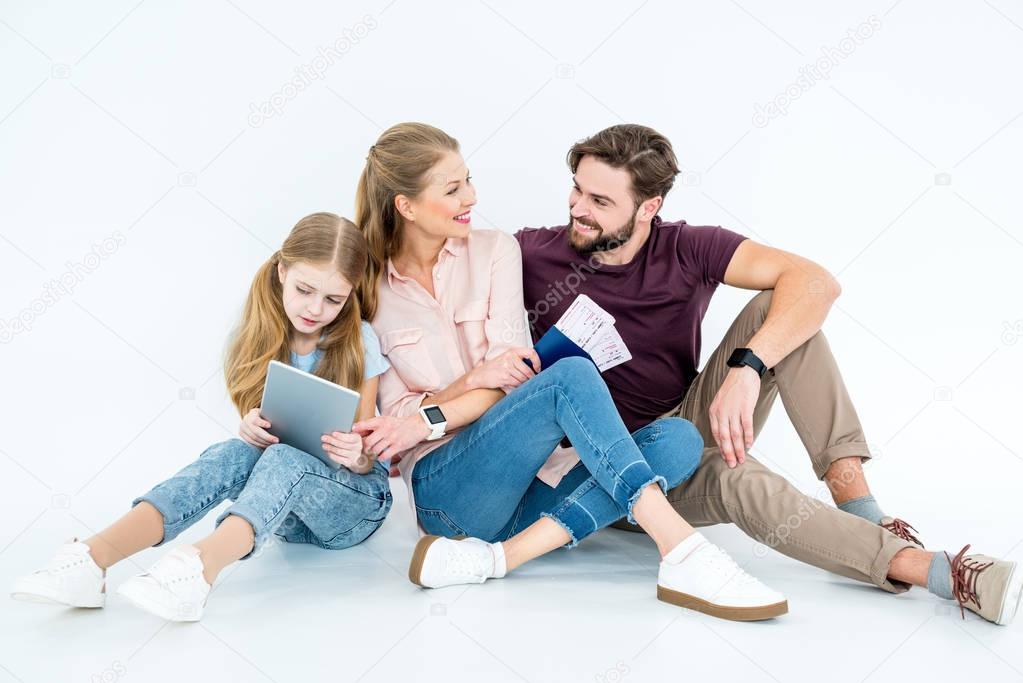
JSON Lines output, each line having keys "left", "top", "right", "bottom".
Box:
{"left": 418, "top": 404, "right": 448, "bottom": 441}
{"left": 726, "top": 348, "right": 768, "bottom": 378}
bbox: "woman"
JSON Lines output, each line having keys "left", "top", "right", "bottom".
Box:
{"left": 351, "top": 123, "right": 788, "bottom": 622}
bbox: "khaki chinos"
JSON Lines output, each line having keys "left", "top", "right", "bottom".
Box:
{"left": 622, "top": 290, "right": 914, "bottom": 592}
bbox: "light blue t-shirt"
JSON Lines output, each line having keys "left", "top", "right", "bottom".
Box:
{"left": 289, "top": 320, "right": 390, "bottom": 380}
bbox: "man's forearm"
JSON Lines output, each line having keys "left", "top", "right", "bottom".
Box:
{"left": 745, "top": 268, "right": 840, "bottom": 369}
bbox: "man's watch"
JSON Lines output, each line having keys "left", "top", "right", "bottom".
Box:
{"left": 726, "top": 348, "right": 768, "bottom": 378}
{"left": 418, "top": 405, "right": 448, "bottom": 441}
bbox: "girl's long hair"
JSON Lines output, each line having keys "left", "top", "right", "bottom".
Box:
{"left": 354, "top": 122, "right": 460, "bottom": 320}
{"left": 225, "top": 212, "right": 368, "bottom": 415}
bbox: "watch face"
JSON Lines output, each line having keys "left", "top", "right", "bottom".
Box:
{"left": 423, "top": 406, "right": 445, "bottom": 425}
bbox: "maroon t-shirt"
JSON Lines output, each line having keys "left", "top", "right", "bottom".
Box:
{"left": 516, "top": 216, "right": 747, "bottom": 432}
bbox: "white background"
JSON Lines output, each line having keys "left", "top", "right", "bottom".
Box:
{"left": 1, "top": 1, "right": 1021, "bottom": 681}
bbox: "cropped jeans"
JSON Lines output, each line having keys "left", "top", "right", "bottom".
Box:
{"left": 133, "top": 439, "right": 392, "bottom": 559}
{"left": 412, "top": 357, "right": 704, "bottom": 547}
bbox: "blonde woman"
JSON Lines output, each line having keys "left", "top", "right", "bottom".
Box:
{"left": 11, "top": 213, "right": 392, "bottom": 621}
{"left": 352, "top": 123, "right": 788, "bottom": 622}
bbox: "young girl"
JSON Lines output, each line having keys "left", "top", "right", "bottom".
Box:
{"left": 352, "top": 123, "right": 788, "bottom": 622}
{"left": 11, "top": 212, "right": 392, "bottom": 621}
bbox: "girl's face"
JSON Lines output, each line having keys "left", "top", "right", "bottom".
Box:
{"left": 398, "top": 150, "right": 476, "bottom": 241}
{"left": 277, "top": 260, "right": 353, "bottom": 337}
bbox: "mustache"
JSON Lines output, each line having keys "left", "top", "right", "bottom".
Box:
{"left": 573, "top": 216, "right": 602, "bottom": 231}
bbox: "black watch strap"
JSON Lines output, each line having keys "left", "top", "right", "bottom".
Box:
{"left": 726, "top": 348, "right": 768, "bottom": 378}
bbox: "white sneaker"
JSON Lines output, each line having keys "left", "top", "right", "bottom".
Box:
{"left": 657, "top": 532, "right": 788, "bottom": 621}
{"left": 408, "top": 536, "right": 507, "bottom": 588}
{"left": 116, "top": 546, "right": 210, "bottom": 622}
{"left": 10, "top": 538, "right": 106, "bottom": 608}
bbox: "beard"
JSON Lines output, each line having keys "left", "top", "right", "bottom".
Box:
{"left": 567, "top": 213, "right": 636, "bottom": 256}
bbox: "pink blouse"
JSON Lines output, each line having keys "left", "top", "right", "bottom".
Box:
{"left": 371, "top": 229, "right": 578, "bottom": 518}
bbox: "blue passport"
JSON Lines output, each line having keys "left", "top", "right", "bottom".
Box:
{"left": 524, "top": 325, "right": 595, "bottom": 372}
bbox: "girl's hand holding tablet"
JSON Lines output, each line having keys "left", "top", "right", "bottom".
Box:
{"left": 239, "top": 408, "right": 279, "bottom": 449}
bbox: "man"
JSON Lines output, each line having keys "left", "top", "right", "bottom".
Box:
{"left": 514, "top": 124, "right": 1020, "bottom": 625}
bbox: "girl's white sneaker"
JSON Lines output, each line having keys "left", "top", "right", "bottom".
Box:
{"left": 116, "top": 545, "right": 210, "bottom": 622}
{"left": 10, "top": 538, "right": 106, "bottom": 608}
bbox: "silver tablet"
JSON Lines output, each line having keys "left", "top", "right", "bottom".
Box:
{"left": 260, "top": 360, "right": 361, "bottom": 470}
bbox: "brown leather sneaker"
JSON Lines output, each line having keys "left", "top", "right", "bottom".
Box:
{"left": 947, "top": 544, "right": 1022, "bottom": 625}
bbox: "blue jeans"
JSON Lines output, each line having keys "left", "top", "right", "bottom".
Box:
{"left": 412, "top": 357, "right": 703, "bottom": 547}
{"left": 133, "top": 439, "right": 392, "bottom": 559}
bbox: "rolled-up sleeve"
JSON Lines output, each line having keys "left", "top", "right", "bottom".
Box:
{"left": 483, "top": 232, "right": 531, "bottom": 361}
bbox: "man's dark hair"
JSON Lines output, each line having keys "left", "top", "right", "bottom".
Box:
{"left": 567, "top": 124, "right": 680, "bottom": 208}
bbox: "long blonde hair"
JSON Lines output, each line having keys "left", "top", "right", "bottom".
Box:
{"left": 225, "top": 212, "right": 368, "bottom": 415}
{"left": 354, "top": 122, "right": 460, "bottom": 320}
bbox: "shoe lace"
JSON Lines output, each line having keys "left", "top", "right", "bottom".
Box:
{"left": 948, "top": 544, "right": 994, "bottom": 620}
{"left": 882, "top": 518, "right": 923, "bottom": 546}
{"left": 40, "top": 546, "right": 90, "bottom": 574}
{"left": 701, "top": 544, "right": 760, "bottom": 587}
{"left": 445, "top": 542, "right": 491, "bottom": 580}
{"left": 148, "top": 551, "right": 203, "bottom": 587}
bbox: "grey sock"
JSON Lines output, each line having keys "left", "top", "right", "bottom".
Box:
{"left": 837, "top": 494, "right": 885, "bottom": 525}
{"left": 927, "top": 551, "right": 954, "bottom": 600}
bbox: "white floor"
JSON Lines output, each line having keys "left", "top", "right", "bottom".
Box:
{"left": 2, "top": 473, "right": 1021, "bottom": 683}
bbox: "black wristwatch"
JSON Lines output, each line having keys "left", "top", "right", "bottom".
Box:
{"left": 726, "top": 348, "right": 768, "bottom": 378}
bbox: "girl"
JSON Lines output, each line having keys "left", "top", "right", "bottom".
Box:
{"left": 11, "top": 213, "right": 392, "bottom": 621}
{"left": 351, "top": 123, "right": 788, "bottom": 622}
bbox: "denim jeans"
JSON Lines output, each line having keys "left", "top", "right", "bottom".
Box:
{"left": 412, "top": 357, "right": 704, "bottom": 547}
{"left": 133, "top": 439, "right": 392, "bottom": 559}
